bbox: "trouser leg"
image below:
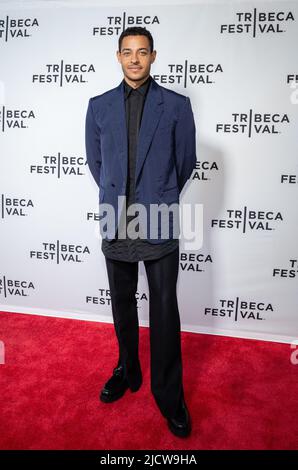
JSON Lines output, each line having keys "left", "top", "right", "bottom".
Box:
{"left": 104, "top": 256, "right": 142, "bottom": 391}
{"left": 144, "top": 247, "right": 184, "bottom": 418}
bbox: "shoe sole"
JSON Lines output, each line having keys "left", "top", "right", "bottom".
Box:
{"left": 167, "top": 420, "right": 191, "bottom": 438}
{"left": 99, "top": 386, "right": 128, "bottom": 403}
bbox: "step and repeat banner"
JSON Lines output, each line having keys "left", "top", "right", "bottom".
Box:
{"left": 0, "top": 0, "right": 297, "bottom": 344}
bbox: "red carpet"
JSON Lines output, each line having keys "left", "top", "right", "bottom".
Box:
{"left": 0, "top": 310, "right": 297, "bottom": 450}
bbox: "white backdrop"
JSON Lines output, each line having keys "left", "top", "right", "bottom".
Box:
{"left": 0, "top": 0, "right": 297, "bottom": 344}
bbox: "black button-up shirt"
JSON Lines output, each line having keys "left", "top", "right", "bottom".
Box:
{"left": 101, "top": 74, "right": 179, "bottom": 262}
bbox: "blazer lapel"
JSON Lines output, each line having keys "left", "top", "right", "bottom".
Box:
{"left": 108, "top": 76, "right": 164, "bottom": 187}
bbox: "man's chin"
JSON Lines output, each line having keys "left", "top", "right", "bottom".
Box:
{"left": 125, "top": 71, "right": 147, "bottom": 82}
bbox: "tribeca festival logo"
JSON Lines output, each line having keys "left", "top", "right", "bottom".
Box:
{"left": 1, "top": 194, "right": 34, "bottom": 218}
{"left": 0, "top": 105, "right": 35, "bottom": 132}
{"left": 192, "top": 159, "right": 219, "bottom": 183}
{"left": 280, "top": 169, "right": 298, "bottom": 185}
{"left": 281, "top": 74, "right": 298, "bottom": 185}
{"left": 216, "top": 110, "right": 290, "bottom": 137}
{"left": 0, "top": 16, "right": 39, "bottom": 41}
{"left": 220, "top": 9, "right": 294, "bottom": 37}
{"left": 32, "top": 61, "right": 95, "bottom": 86}
{"left": 205, "top": 297, "right": 273, "bottom": 322}
{"left": 179, "top": 251, "right": 213, "bottom": 273}
{"left": 30, "top": 241, "right": 91, "bottom": 264}
{"left": 273, "top": 259, "right": 298, "bottom": 279}
{"left": 92, "top": 12, "right": 159, "bottom": 36}
{"left": 30, "top": 152, "right": 86, "bottom": 178}
{"left": 212, "top": 207, "right": 283, "bottom": 232}
{"left": 154, "top": 61, "right": 223, "bottom": 87}
{"left": 0, "top": 274, "right": 35, "bottom": 298}
{"left": 86, "top": 287, "right": 148, "bottom": 308}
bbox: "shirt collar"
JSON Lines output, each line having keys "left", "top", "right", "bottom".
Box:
{"left": 123, "top": 75, "right": 152, "bottom": 99}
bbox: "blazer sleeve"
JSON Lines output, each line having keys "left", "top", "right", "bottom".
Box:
{"left": 85, "top": 98, "right": 102, "bottom": 188}
{"left": 174, "top": 96, "right": 197, "bottom": 193}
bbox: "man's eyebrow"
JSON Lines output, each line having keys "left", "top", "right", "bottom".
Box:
{"left": 121, "top": 47, "right": 149, "bottom": 52}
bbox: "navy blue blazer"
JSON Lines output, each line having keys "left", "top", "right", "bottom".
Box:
{"left": 85, "top": 76, "right": 197, "bottom": 243}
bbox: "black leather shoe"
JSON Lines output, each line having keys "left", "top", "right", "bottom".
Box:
{"left": 99, "top": 365, "right": 129, "bottom": 403}
{"left": 167, "top": 398, "right": 191, "bottom": 438}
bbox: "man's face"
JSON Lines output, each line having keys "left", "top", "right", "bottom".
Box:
{"left": 117, "top": 35, "right": 156, "bottom": 84}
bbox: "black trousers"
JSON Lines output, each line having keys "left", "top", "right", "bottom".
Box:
{"left": 104, "top": 246, "right": 185, "bottom": 419}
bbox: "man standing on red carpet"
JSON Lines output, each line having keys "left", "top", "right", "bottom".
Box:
{"left": 85, "top": 26, "right": 197, "bottom": 438}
